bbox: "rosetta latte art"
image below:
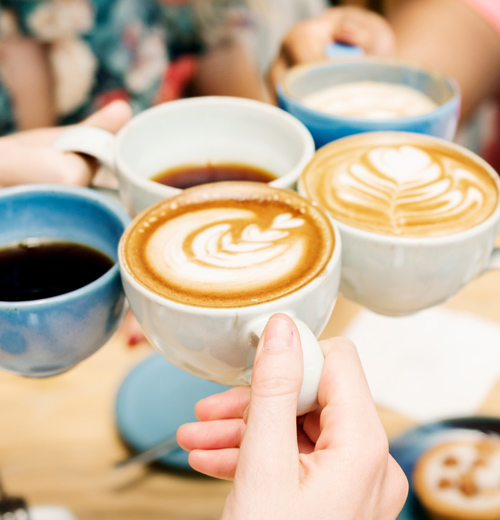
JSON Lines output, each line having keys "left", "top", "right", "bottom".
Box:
{"left": 147, "top": 209, "right": 306, "bottom": 290}
{"left": 301, "top": 138, "right": 499, "bottom": 237}
{"left": 123, "top": 183, "right": 335, "bottom": 307}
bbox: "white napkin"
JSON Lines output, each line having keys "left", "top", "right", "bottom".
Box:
{"left": 30, "top": 506, "right": 78, "bottom": 520}
{"left": 342, "top": 307, "right": 500, "bottom": 422}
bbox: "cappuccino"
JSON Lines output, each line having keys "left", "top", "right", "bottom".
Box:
{"left": 121, "top": 182, "right": 335, "bottom": 307}
{"left": 300, "top": 132, "right": 499, "bottom": 237}
{"left": 302, "top": 81, "right": 438, "bottom": 119}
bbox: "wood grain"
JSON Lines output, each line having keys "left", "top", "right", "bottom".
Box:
{"left": 1, "top": 269, "right": 499, "bottom": 518}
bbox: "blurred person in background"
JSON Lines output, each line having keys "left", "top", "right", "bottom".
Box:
{"left": 0, "top": 0, "right": 259, "bottom": 187}
{"left": 0, "top": 0, "right": 328, "bottom": 187}
{"left": 0, "top": 0, "right": 267, "bottom": 136}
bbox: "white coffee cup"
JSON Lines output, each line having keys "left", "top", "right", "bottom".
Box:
{"left": 299, "top": 131, "right": 500, "bottom": 316}
{"left": 118, "top": 182, "right": 342, "bottom": 415}
{"left": 53, "top": 96, "right": 315, "bottom": 217}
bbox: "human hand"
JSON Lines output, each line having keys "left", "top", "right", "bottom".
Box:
{"left": 269, "top": 6, "right": 396, "bottom": 88}
{"left": 177, "top": 313, "right": 408, "bottom": 520}
{"left": 0, "top": 100, "right": 132, "bottom": 188}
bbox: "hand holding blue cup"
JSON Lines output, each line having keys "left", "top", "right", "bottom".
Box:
{"left": 0, "top": 185, "right": 130, "bottom": 378}
{"left": 276, "top": 57, "right": 461, "bottom": 148}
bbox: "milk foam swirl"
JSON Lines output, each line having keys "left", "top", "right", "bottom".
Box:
{"left": 302, "top": 81, "right": 438, "bottom": 119}
{"left": 301, "top": 135, "right": 499, "bottom": 237}
{"left": 147, "top": 209, "right": 305, "bottom": 287}
{"left": 123, "top": 183, "right": 335, "bottom": 307}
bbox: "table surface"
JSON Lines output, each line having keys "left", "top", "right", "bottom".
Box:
{"left": 1, "top": 269, "right": 499, "bottom": 520}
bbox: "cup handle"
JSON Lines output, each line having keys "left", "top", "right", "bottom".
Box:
{"left": 244, "top": 316, "right": 324, "bottom": 416}
{"left": 52, "top": 126, "right": 117, "bottom": 172}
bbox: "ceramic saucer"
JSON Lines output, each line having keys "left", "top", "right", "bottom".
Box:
{"left": 115, "top": 353, "right": 229, "bottom": 471}
{"left": 390, "top": 416, "right": 500, "bottom": 519}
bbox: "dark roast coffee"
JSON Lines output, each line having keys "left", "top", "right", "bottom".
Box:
{"left": 0, "top": 239, "right": 114, "bottom": 302}
{"left": 151, "top": 162, "right": 277, "bottom": 189}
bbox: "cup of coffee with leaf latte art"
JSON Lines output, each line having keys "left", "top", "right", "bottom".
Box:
{"left": 299, "top": 131, "right": 500, "bottom": 316}
{"left": 119, "top": 181, "right": 341, "bottom": 415}
{"left": 277, "top": 58, "right": 460, "bottom": 148}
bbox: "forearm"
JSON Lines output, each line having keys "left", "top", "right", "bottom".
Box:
{"left": 387, "top": 0, "right": 500, "bottom": 122}
{"left": 192, "top": 40, "right": 272, "bottom": 103}
{"left": 0, "top": 37, "right": 56, "bottom": 129}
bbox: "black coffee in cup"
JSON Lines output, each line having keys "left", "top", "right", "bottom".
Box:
{"left": 151, "top": 163, "right": 277, "bottom": 190}
{"left": 0, "top": 239, "right": 114, "bottom": 302}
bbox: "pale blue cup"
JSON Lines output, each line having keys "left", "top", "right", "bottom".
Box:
{"left": 0, "top": 185, "right": 130, "bottom": 377}
{"left": 276, "top": 58, "right": 461, "bottom": 149}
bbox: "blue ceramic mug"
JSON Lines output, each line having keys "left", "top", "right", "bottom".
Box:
{"left": 0, "top": 185, "right": 130, "bottom": 377}
{"left": 276, "top": 58, "right": 461, "bottom": 149}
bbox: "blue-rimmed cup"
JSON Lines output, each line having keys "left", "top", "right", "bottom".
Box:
{"left": 276, "top": 58, "right": 461, "bottom": 149}
{"left": 0, "top": 185, "right": 130, "bottom": 377}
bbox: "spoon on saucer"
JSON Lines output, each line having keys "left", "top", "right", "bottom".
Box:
{"left": 115, "top": 436, "right": 181, "bottom": 468}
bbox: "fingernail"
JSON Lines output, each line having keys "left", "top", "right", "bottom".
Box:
{"left": 263, "top": 317, "right": 293, "bottom": 352}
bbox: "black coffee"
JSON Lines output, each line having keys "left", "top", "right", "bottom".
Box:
{"left": 151, "top": 162, "right": 277, "bottom": 189}
{"left": 0, "top": 239, "right": 114, "bottom": 302}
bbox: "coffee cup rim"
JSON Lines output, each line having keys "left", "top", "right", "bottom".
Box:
{"left": 118, "top": 182, "right": 342, "bottom": 314}
{"left": 0, "top": 184, "right": 131, "bottom": 309}
{"left": 113, "top": 96, "right": 315, "bottom": 195}
{"left": 277, "top": 57, "right": 461, "bottom": 123}
{"left": 119, "top": 225, "right": 341, "bottom": 314}
{"left": 299, "top": 130, "right": 500, "bottom": 244}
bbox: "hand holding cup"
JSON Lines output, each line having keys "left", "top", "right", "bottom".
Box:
{"left": 118, "top": 181, "right": 342, "bottom": 415}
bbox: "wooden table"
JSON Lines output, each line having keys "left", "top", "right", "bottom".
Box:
{"left": 1, "top": 270, "right": 499, "bottom": 520}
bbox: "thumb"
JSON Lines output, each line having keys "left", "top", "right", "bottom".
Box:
{"left": 81, "top": 100, "right": 133, "bottom": 133}
{"left": 235, "top": 314, "right": 303, "bottom": 483}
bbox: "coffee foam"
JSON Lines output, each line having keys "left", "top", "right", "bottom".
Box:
{"left": 302, "top": 81, "right": 438, "bottom": 119}
{"left": 122, "top": 182, "right": 335, "bottom": 307}
{"left": 300, "top": 133, "right": 499, "bottom": 237}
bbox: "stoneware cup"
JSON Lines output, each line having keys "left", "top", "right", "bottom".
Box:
{"left": 0, "top": 185, "right": 130, "bottom": 377}
{"left": 298, "top": 132, "right": 500, "bottom": 316}
{"left": 53, "top": 96, "right": 315, "bottom": 217}
{"left": 277, "top": 58, "right": 460, "bottom": 148}
{"left": 118, "top": 187, "right": 342, "bottom": 415}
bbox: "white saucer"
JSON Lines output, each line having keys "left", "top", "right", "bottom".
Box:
{"left": 30, "top": 506, "right": 78, "bottom": 520}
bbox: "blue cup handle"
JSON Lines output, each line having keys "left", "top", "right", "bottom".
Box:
{"left": 324, "top": 42, "right": 364, "bottom": 59}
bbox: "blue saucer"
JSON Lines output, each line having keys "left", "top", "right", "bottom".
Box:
{"left": 390, "top": 416, "right": 500, "bottom": 519}
{"left": 115, "top": 353, "right": 230, "bottom": 471}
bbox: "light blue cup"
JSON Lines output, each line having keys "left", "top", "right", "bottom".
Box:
{"left": 0, "top": 185, "right": 130, "bottom": 378}
{"left": 276, "top": 58, "right": 461, "bottom": 149}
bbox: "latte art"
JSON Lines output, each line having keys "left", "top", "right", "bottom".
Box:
{"left": 300, "top": 133, "right": 499, "bottom": 237}
{"left": 122, "top": 182, "right": 334, "bottom": 307}
{"left": 302, "top": 81, "right": 438, "bottom": 119}
{"left": 147, "top": 210, "right": 305, "bottom": 286}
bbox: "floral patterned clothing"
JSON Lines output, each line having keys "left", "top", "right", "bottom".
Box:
{"left": 0, "top": 0, "right": 251, "bottom": 135}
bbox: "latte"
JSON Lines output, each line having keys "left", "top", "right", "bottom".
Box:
{"left": 302, "top": 81, "right": 438, "bottom": 119}
{"left": 121, "top": 182, "right": 335, "bottom": 307}
{"left": 299, "top": 132, "right": 499, "bottom": 237}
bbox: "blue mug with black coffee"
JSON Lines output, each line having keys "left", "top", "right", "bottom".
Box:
{"left": 0, "top": 184, "right": 130, "bottom": 377}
